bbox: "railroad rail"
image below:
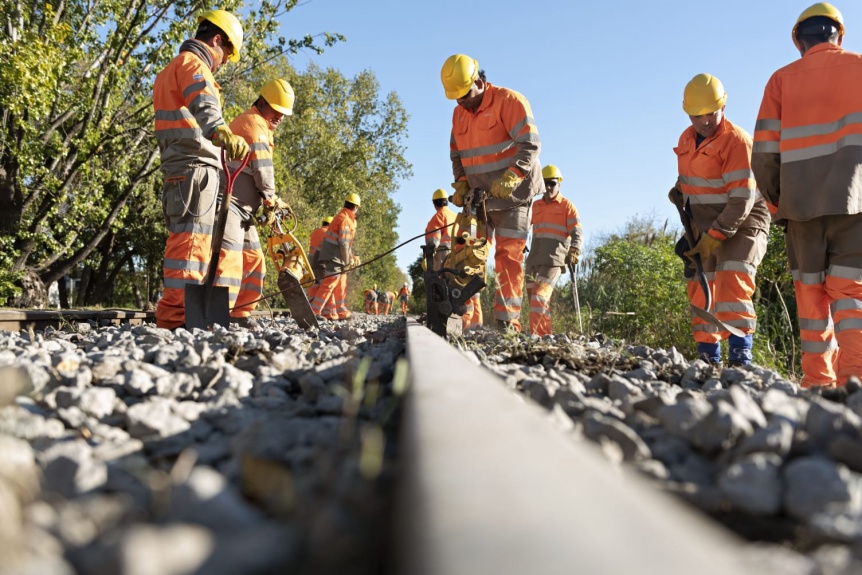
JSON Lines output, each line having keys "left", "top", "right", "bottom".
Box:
{"left": 395, "top": 318, "right": 755, "bottom": 575}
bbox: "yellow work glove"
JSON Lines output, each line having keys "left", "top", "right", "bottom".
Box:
{"left": 685, "top": 233, "right": 723, "bottom": 260}
{"left": 566, "top": 247, "right": 580, "bottom": 266}
{"left": 451, "top": 180, "right": 470, "bottom": 207}
{"left": 211, "top": 125, "right": 249, "bottom": 161}
{"left": 351, "top": 255, "right": 361, "bottom": 270}
{"left": 489, "top": 169, "right": 522, "bottom": 199}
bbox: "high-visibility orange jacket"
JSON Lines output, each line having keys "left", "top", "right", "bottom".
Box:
{"left": 399, "top": 286, "right": 410, "bottom": 300}
{"left": 752, "top": 42, "right": 862, "bottom": 222}
{"left": 425, "top": 205, "right": 457, "bottom": 250}
{"left": 526, "top": 193, "right": 582, "bottom": 268}
{"left": 153, "top": 40, "right": 224, "bottom": 172}
{"left": 449, "top": 83, "right": 543, "bottom": 209}
{"left": 227, "top": 106, "right": 275, "bottom": 212}
{"left": 318, "top": 207, "right": 356, "bottom": 265}
{"left": 309, "top": 225, "right": 328, "bottom": 259}
{"left": 676, "top": 118, "right": 770, "bottom": 240}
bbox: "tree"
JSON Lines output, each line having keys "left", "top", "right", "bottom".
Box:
{"left": 0, "top": 0, "right": 342, "bottom": 307}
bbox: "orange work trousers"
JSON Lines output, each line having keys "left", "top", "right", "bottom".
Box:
{"left": 215, "top": 202, "right": 265, "bottom": 318}
{"left": 526, "top": 266, "right": 561, "bottom": 336}
{"left": 787, "top": 215, "right": 862, "bottom": 387}
{"left": 488, "top": 204, "right": 529, "bottom": 331}
{"left": 311, "top": 262, "right": 349, "bottom": 319}
{"left": 686, "top": 228, "right": 766, "bottom": 344}
{"left": 462, "top": 293, "right": 483, "bottom": 330}
{"left": 156, "top": 166, "right": 219, "bottom": 329}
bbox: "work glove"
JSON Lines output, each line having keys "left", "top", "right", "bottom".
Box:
{"left": 211, "top": 125, "right": 249, "bottom": 161}
{"left": 566, "top": 247, "right": 581, "bottom": 266}
{"left": 451, "top": 180, "right": 470, "bottom": 207}
{"left": 489, "top": 169, "right": 522, "bottom": 199}
{"left": 667, "top": 186, "right": 683, "bottom": 205}
{"left": 263, "top": 195, "right": 289, "bottom": 210}
{"left": 684, "top": 233, "right": 723, "bottom": 261}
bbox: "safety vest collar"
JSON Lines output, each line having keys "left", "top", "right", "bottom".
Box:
{"left": 682, "top": 116, "right": 731, "bottom": 149}
{"left": 179, "top": 39, "right": 216, "bottom": 72}
{"left": 466, "top": 83, "right": 496, "bottom": 116}
{"left": 802, "top": 42, "right": 843, "bottom": 59}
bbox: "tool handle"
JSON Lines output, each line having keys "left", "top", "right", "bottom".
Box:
{"left": 669, "top": 188, "right": 711, "bottom": 311}
{"left": 203, "top": 151, "right": 251, "bottom": 287}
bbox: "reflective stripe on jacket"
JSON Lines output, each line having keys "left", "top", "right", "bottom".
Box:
{"left": 526, "top": 194, "right": 582, "bottom": 268}
{"left": 227, "top": 107, "right": 275, "bottom": 211}
{"left": 425, "top": 206, "right": 457, "bottom": 249}
{"left": 153, "top": 40, "right": 224, "bottom": 172}
{"left": 450, "top": 84, "right": 543, "bottom": 211}
{"left": 752, "top": 43, "right": 862, "bottom": 222}
{"left": 318, "top": 207, "right": 356, "bottom": 264}
{"left": 676, "top": 118, "right": 770, "bottom": 239}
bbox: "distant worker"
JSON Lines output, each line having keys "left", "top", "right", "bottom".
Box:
{"left": 153, "top": 9, "right": 250, "bottom": 329}
{"left": 365, "top": 285, "right": 379, "bottom": 315}
{"left": 385, "top": 290, "right": 396, "bottom": 315}
{"left": 425, "top": 188, "right": 457, "bottom": 270}
{"left": 398, "top": 283, "right": 410, "bottom": 315}
{"left": 307, "top": 216, "right": 336, "bottom": 319}
{"left": 310, "top": 194, "right": 361, "bottom": 320}
{"left": 215, "top": 78, "right": 294, "bottom": 329}
{"left": 752, "top": 3, "right": 862, "bottom": 387}
{"left": 441, "top": 54, "right": 543, "bottom": 332}
{"left": 378, "top": 290, "right": 392, "bottom": 315}
{"left": 525, "top": 165, "right": 583, "bottom": 336}
{"left": 673, "top": 73, "right": 770, "bottom": 366}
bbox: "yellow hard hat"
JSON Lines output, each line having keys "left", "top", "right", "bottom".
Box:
{"left": 440, "top": 54, "right": 479, "bottom": 100}
{"left": 793, "top": 3, "right": 844, "bottom": 46}
{"left": 260, "top": 78, "right": 295, "bottom": 116}
{"left": 432, "top": 188, "right": 448, "bottom": 201}
{"left": 541, "top": 164, "right": 563, "bottom": 182}
{"left": 322, "top": 216, "right": 333, "bottom": 225}
{"left": 198, "top": 10, "right": 243, "bottom": 63}
{"left": 682, "top": 73, "right": 727, "bottom": 116}
{"left": 346, "top": 193, "right": 361, "bottom": 207}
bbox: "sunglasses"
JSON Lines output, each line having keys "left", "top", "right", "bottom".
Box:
{"left": 544, "top": 180, "right": 559, "bottom": 188}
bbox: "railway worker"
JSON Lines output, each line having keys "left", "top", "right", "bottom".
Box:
{"left": 365, "top": 285, "right": 379, "bottom": 314}
{"left": 752, "top": 3, "right": 862, "bottom": 387}
{"left": 386, "top": 290, "right": 397, "bottom": 315}
{"left": 525, "top": 164, "right": 583, "bottom": 336}
{"left": 307, "top": 216, "right": 336, "bottom": 319}
{"left": 214, "top": 78, "right": 294, "bottom": 329}
{"left": 441, "top": 54, "right": 543, "bottom": 333}
{"left": 310, "top": 194, "right": 361, "bottom": 320}
{"left": 425, "top": 188, "right": 457, "bottom": 270}
{"left": 673, "top": 73, "right": 770, "bottom": 366}
{"left": 377, "top": 289, "right": 391, "bottom": 315}
{"left": 398, "top": 283, "right": 410, "bottom": 315}
{"left": 154, "top": 9, "right": 249, "bottom": 329}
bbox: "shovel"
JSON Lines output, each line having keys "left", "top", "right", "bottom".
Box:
{"left": 185, "top": 150, "right": 250, "bottom": 330}
{"left": 668, "top": 188, "right": 746, "bottom": 338}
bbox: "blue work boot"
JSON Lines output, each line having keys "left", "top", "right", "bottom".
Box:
{"left": 728, "top": 334, "right": 753, "bottom": 366}
{"left": 697, "top": 342, "right": 722, "bottom": 365}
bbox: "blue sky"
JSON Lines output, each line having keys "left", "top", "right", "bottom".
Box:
{"left": 278, "top": 0, "right": 862, "bottom": 274}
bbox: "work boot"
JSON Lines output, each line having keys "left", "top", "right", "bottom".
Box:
{"left": 696, "top": 342, "right": 721, "bottom": 365}
{"left": 728, "top": 334, "right": 753, "bottom": 366}
{"left": 230, "top": 316, "right": 261, "bottom": 330}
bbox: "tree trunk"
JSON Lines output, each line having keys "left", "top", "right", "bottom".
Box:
{"left": 58, "top": 276, "right": 70, "bottom": 309}
{"left": 10, "top": 270, "right": 48, "bottom": 309}
{"left": 76, "top": 267, "right": 91, "bottom": 307}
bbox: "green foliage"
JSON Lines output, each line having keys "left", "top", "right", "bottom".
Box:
{"left": 0, "top": 0, "right": 344, "bottom": 306}
{"left": 578, "top": 218, "right": 694, "bottom": 355}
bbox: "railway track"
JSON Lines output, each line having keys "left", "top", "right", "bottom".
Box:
{"left": 0, "top": 312, "right": 858, "bottom": 573}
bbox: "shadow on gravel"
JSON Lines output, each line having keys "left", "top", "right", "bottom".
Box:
{"left": 0, "top": 315, "right": 407, "bottom": 575}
